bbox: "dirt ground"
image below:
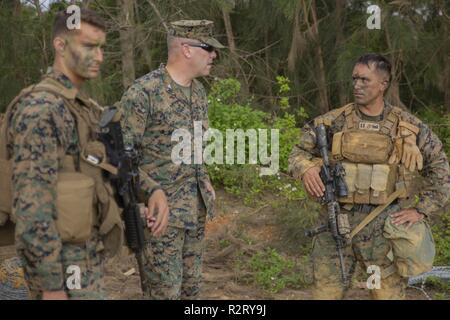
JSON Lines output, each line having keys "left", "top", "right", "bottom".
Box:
{"left": 102, "top": 189, "right": 437, "bottom": 300}
{"left": 0, "top": 188, "right": 442, "bottom": 300}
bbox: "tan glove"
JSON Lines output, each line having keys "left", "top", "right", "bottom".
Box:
{"left": 390, "top": 121, "right": 423, "bottom": 172}
{"left": 402, "top": 133, "right": 423, "bottom": 172}
{"left": 388, "top": 136, "right": 403, "bottom": 165}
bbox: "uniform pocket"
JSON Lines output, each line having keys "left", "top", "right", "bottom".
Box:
{"left": 339, "top": 162, "right": 357, "bottom": 203}
{"left": 331, "top": 132, "right": 344, "bottom": 161}
{"left": 354, "top": 164, "right": 372, "bottom": 204}
{"left": 341, "top": 131, "right": 393, "bottom": 163}
{"left": 56, "top": 172, "right": 95, "bottom": 243}
{"left": 370, "top": 164, "right": 396, "bottom": 204}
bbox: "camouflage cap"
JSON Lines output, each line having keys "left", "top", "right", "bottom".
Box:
{"left": 169, "top": 20, "right": 225, "bottom": 49}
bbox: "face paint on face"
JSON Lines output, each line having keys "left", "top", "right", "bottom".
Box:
{"left": 352, "top": 63, "right": 388, "bottom": 106}
{"left": 63, "top": 22, "right": 106, "bottom": 81}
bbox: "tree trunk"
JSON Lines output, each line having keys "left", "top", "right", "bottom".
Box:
{"left": 443, "top": 55, "right": 449, "bottom": 113}
{"left": 287, "top": 1, "right": 302, "bottom": 73}
{"left": 335, "top": 0, "right": 346, "bottom": 106}
{"left": 10, "top": 0, "right": 24, "bottom": 85}
{"left": 384, "top": 11, "right": 407, "bottom": 110}
{"left": 118, "top": 0, "right": 136, "bottom": 89}
{"left": 13, "top": 0, "right": 21, "bottom": 15}
{"left": 264, "top": 28, "right": 274, "bottom": 110}
{"left": 220, "top": 2, "right": 249, "bottom": 96}
{"left": 443, "top": 22, "right": 449, "bottom": 112}
{"left": 222, "top": 7, "right": 236, "bottom": 54}
{"left": 32, "top": 0, "right": 49, "bottom": 69}
{"left": 310, "top": 0, "right": 329, "bottom": 113}
{"left": 134, "top": 1, "right": 153, "bottom": 70}
{"left": 146, "top": 0, "right": 169, "bottom": 33}
{"left": 32, "top": 0, "right": 41, "bottom": 16}
{"left": 82, "top": 0, "right": 94, "bottom": 8}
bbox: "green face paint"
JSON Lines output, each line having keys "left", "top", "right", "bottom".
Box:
{"left": 63, "top": 24, "right": 105, "bottom": 81}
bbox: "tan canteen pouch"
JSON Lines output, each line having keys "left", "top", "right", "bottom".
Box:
{"left": 56, "top": 172, "right": 95, "bottom": 243}
{"left": 0, "top": 158, "right": 96, "bottom": 244}
{"left": 332, "top": 131, "right": 393, "bottom": 163}
{"left": 384, "top": 216, "right": 435, "bottom": 277}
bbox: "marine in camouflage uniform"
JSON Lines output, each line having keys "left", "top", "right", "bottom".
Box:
{"left": 3, "top": 10, "right": 111, "bottom": 300}
{"left": 119, "top": 20, "right": 224, "bottom": 299}
{"left": 289, "top": 54, "right": 450, "bottom": 299}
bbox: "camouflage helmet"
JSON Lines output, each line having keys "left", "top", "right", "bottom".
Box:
{"left": 168, "top": 20, "right": 225, "bottom": 49}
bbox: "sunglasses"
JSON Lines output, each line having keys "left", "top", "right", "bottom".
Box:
{"left": 184, "top": 42, "right": 216, "bottom": 53}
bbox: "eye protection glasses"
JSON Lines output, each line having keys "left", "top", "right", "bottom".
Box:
{"left": 183, "top": 42, "right": 216, "bottom": 53}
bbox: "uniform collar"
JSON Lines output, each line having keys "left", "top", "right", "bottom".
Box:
{"left": 160, "top": 64, "right": 194, "bottom": 104}
{"left": 355, "top": 100, "right": 392, "bottom": 121}
{"left": 43, "top": 67, "right": 77, "bottom": 91}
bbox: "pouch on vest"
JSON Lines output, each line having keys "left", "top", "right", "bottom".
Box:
{"left": 335, "top": 131, "right": 393, "bottom": 163}
{"left": 79, "top": 148, "right": 124, "bottom": 257}
{"left": 331, "top": 132, "right": 344, "bottom": 161}
{"left": 383, "top": 215, "right": 435, "bottom": 277}
{"left": 355, "top": 164, "right": 372, "bottom": 203}
{"left": 370, "top": 164, "right": 397, "bottom": 205}
{"left": 56, "top": 172, "right": 95, "bottom": 243}
{"left": 98, "top": 182, "right": 124, "bottom": 258}
{"left": 339, "top": 162, "right": 357, "bottom": 203}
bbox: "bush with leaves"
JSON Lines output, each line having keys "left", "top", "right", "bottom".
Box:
{"left": 236, "top": 248, "right": 311, "bottom": 293}
{"left": 207, "top": 77, "right": 308, "bottom": 205}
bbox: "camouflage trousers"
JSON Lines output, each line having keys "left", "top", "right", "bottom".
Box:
{"left": 23, "top": 239, "right": 105, "bottom": 300}
{"left": 142, "top": 201, "right": 206, "bottom": 300}
{"left": 311, "top": 203, "right": 408, "bottom": 300}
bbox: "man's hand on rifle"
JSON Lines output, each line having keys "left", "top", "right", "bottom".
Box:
{"left": 302, "top": 166, "right": 325, "bottom": 198}
{"left": 146, "top": 189, "right": 169, "bottom": 237}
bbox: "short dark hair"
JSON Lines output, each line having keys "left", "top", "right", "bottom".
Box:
{"left": 53, "top": 8, "right": 106, "bottom": 39}
{"left": 355, "top": 53, "right": 392, "bottom": 82}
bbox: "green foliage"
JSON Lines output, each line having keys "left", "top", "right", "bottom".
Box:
{"left": 208, "top": 77, "right": 306, "bottom": 205}
{"left": 209, "top": 78, "right": 242, "bottom": 105}
{"left": 425, "top": 276, "right": 450, "bottom": 300}
{"left": 425, "top": 276, "right": 450, "bottom": 293}
{"left": 432, "top": 204, "right": 450, "bottom": 266}
{"left": 1, "top": 1, "right": 448, "bottom": 116}
{"left": 219, "top": 239, "right": 231, "bottom": 249}
{"left": 275, "top": 199, "right": 321, "bottom": 255}
{"left": 276, "top": 75, "right": 290, "bottom": 112}
{"left": 433, "top": 293, "right": 447, "bottom": 300}
{"left": 242, "top": 248, "right": 309, "bottom": 293}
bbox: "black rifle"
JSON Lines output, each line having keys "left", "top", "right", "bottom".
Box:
{"left": 305, "top": 123, "right": 349, "bottom": 285}
{"left": 98, "top": 106, "right": 148, "bottom": 294}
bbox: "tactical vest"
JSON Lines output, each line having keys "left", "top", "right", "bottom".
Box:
{"left": 319, "top": 103, "right": 419, "bottom": 206}
{"left": 0, "top": 76, "right": 123, "bottom": 257}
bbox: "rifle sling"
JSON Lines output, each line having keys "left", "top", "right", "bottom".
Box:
{"left": 348, "top": 187, "right": 405, "bottom": 241}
